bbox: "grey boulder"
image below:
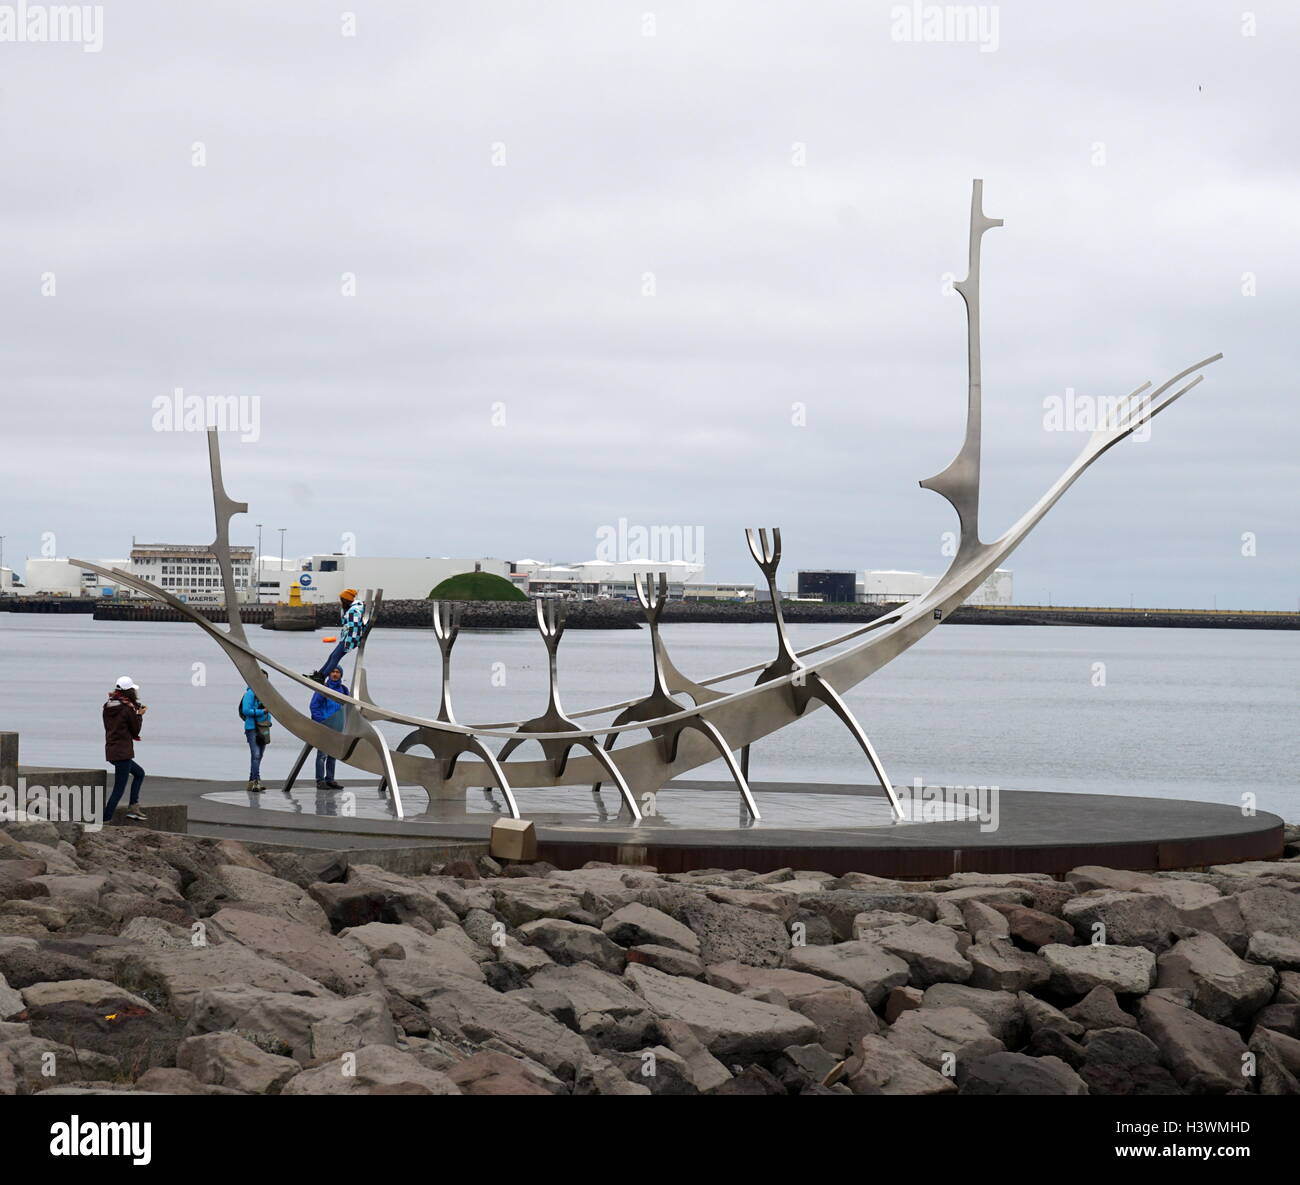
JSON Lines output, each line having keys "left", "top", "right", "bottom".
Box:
{"left": 625, "top": 963, "right": 816, "bottom": 1058}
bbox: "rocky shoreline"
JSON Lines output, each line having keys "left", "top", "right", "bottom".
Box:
{"left": 1, "top": 819, "right": 1298, "bottom": 1096}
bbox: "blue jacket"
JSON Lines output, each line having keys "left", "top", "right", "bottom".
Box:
{"left": 310, "top": 677, "right": 349, "bottom": 723}
{"left": 240, "top": 688, "right": 270, "bottom": 732}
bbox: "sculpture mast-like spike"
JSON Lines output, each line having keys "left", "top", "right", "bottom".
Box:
{"left": 538, "top": 598, "right": 567, "bottom": 717}
{"left": 431, "top": 601, "right": 463, "bottom": 723}
{"left": 746, "top": 526, "right": 800, "bottom": 678}
{"left": 349, "top": 588, "right": 383, "bottom": 704}
{"left": 206, "top": 428, "right": 251, "bottom": 646}
{"left": 637, "top": 571, "right": 676, "bottom": 699}
{"left": 920, "top": 179, "right": 1002, "bottom": 556}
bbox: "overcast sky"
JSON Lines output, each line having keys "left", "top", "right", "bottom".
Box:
{"left": 1, "top": 1, "right": 1296, "bottom": 608}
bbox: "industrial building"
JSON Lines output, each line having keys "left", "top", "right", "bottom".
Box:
{"left": 797, "top": 570, "right": 858, "bottom": 603}
{"left": 510, "top": 558, "right": 708, "bottom": 599}
{"left": 11, "top": 549, "right": 505, "bottom": 605}
{"left": 963, "top": 569, "right": 1014, "bottom": 606}
{"left": 290, "top": 555, "right": 512, "bottom": 603}
{"left": 859, "top": 570, "right": 932, "bottom": 603}
{"left": 4, "top": 540, "right": 1010, "bottom": 611}
{"left": 128, "top": 543, "right": 255, "bottom": 604}
{"left": 16, "top": 545, "right": 254, "bottom": 605}
{"left": 681, "top": 582, "right": 756, "bottom": 602}
{"left": 859, "top": 568, "right": 1013, "bottom": 605}
{"left": 18, "top": 558, "right": 89, "bottom": 596}
{"left": 18, "top": 557, "right": 132, "bottom": 598}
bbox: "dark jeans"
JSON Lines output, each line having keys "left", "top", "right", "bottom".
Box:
{"left": 246, "top": 729, "right": 267, "bottom": 780}
{"left": 320, "top": 641, "right": 352, "bottom": 677}
{"left": 106, "top": 759, "right": 144, "bottom": 821}
{"left": 315, "top": 713, "right": 343, "bottom": 782}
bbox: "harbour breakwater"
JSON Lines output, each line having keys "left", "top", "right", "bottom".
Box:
{"left": 3, "top": 597, "right": 1297, "bottom": 631}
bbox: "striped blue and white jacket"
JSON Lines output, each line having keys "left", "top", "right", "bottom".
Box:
{"left": 340, "top": 601, "right": 366, "bottom": 651}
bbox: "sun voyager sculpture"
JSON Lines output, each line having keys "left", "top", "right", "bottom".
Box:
{"left": 72, "top": 181, "right": 1221, "bottom": 827}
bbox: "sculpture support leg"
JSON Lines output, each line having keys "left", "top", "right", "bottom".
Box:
{"left": 359, "top": 719, "right": 405, "bottom": 820}
{"left": 688, "top": 719, "right": 761, "bottom": 822}
{"left": 810, "top": 679, "right": 904, "bottom": 819}
{"left": 590, "top": 731, "right": 619, "bottom": 796}
{"left": 282, "top": 741, "right": 314, "bottom": 793}
{"left": 585, "top": 741, "right": 642, "bottom": 822}
{"left": 467, "top": 737, "right": 521, "bottom": 821}
{"left": 378, "top": 730, "right": 433, "bottom": 797}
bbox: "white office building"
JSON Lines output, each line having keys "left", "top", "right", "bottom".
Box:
{"left": 858, "top": 568, "right": 1013, "bottom": 606}
{"left": 514, "top": 558, "right": 706, "bottom": 599}
{"left": 128, "top": 543, "right": 255, "bottom": 605}
{"left": 859, "top": 570, "right": 932, "bottom": 603}
{"left": 963, "top": 569, "right": 1014, "bottom": 606}
{"left": 287, "top": 555, "right": 512, "bottom": 603}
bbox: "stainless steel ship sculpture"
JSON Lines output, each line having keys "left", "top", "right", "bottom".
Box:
{"left": 72, "top": 182, "right": 1221, "bottom": 825}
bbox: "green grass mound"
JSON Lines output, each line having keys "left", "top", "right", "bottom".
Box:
{"left": 428, "top": 571, "right": 528, "bottom": 602}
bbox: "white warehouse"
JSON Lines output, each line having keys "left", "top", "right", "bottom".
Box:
{"left": 859, "top": 568, "right": 1013, "bottom": 606}
{"left": 289, "top": 555, "right": 512, "bottom": 603}
{"left": 18, "top": 558, "right": 132, "bottom": 597}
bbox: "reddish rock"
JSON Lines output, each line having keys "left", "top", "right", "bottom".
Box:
{"left": 883, "top": 986, "right": 924, "bottom": 1024}
{"left": 990, "top": 903, "right": 1076, "bottom": 949}
{"left": 445, "top": 1051, "right": 553, "bottom": 1096}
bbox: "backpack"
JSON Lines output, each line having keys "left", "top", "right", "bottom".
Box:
{"left": 237, "top": 695, "right": 246, "bottom": 720}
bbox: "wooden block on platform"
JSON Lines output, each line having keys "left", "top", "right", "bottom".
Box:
{"left": 490, "top": 817, "right": 537, "bottom": 862}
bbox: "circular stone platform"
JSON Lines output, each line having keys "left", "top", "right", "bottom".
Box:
{"left": 155, "top": 775, "right": 1286, "bottom": 877}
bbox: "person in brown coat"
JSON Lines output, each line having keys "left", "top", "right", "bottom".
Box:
{"left": 103, "top": 675, "right": 147, "bottom": 822}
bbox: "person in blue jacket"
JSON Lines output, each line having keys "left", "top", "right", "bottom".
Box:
{"left": 239, "top": 679, "right": 271, "bottom": 792}
{"left": 310, "top": 667, "right": 348, "bottom": 790}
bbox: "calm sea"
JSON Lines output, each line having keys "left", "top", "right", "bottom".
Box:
{"left": 1, "top": 615, "right": 1296, "bottom": 822}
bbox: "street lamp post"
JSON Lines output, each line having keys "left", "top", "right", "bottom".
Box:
{"left": 256, "top": 523, "right": 263, "bottom": 604}
{"left": 278, "top": 529, "right": 286, "bottom": 603}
